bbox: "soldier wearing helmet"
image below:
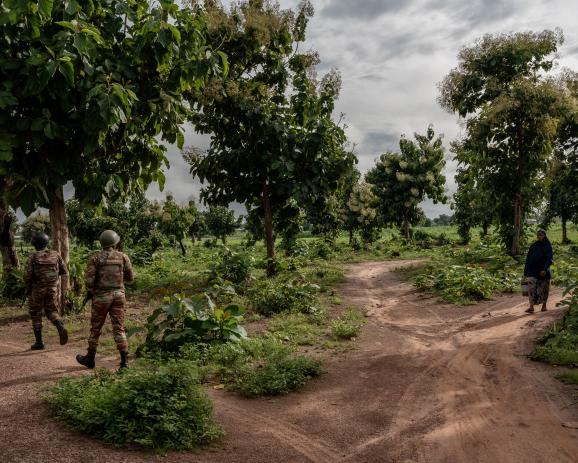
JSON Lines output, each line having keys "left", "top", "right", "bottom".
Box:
{"left": 76, "top": 230, "right": 134, "bottom": 369}
{"left": 24, "top": 232, "right": 69, "bottom": 350}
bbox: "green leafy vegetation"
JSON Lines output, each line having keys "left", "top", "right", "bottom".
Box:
{"left": 46, "top": 361, "right": 223, "bottom": 451}
{"left": 530, "top": 286, "right": 578, "bottom": 366}
{"left": 248, "top": 278, "right": 320, "bottom": 316}
{"left": 331, "top": 308, "right": 366, "bottom": 340}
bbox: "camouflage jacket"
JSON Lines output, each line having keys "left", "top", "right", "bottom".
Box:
{"left": 24, "top": 250, "right": 67, "bottom": 292}
{"left": 85, "top": 249, "right": 133, "bottom": 292}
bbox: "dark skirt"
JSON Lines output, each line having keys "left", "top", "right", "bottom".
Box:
{"left": 527, "top": 276, "right": 550, "bottom": 305}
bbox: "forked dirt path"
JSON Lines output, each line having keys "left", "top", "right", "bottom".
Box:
{"left": 1, "top": 260, "right": 578, "bottom": 463}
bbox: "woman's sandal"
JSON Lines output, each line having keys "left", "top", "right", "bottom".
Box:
{"left": 525, "top": 307, "right": 535, "bottom": 314}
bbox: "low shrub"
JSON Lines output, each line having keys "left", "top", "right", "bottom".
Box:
{"left": 415, "top": 265, "right": 501, "bottom": 304}
{"left": 330, "top": 308, "right": 366, "bottom": 340}
{"left": 208, "top": 249, "right": 254, "bottom": 286}
{"left": 46, "top": 360, "right": 223, "bottom": 451}
{"left": 248, "top": 278, "right": 319, "bottom": 315}
{"left": 232, "top": 355, "right": 323, "bottom": 397}
{"left": 530, "top": 287, "right": 578, "bottom": 366}
{"left": 0, "top": 267, "right": 25, "bottom": 299}
{"left": 556, "top": 371, "right": 578, "bottom": 385}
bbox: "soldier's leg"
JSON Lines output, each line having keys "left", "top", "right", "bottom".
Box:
{"left": 109, "top": 291, "right": 129, "bottom": 368}
{"left": 28, "top": 290, "right": 45, "bottom": 350}
{"left": 44, "top": 288, "right": 68, "bottom": 345}
{"left": 88, "top": 294, "right": 113, "bottom": 352}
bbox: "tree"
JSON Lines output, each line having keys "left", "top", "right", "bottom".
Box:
{"left": 342, "top": 182, "right": 380, "bottom": 245}
{"left": 204, "top": 206, "right": 238, "bottom": 245}
{"left": 451, "top": 141, "right": 496, "bottom": 243}
{"left": 366, "top": 126, "right": 447, "bottom": 239}
{"left": 0, "top": 0, "right": 220, "bottom": 305}
{"left": 185, "top": 1, "right": 356, "bottom": 275}
{"left": 439, "top": 30, "right": 573, "bottom": 255}
{"left": 432, "top": 214, "right": 452, "bottom": 226}
{"left": 21, "top": 212, "right": 52, "bottom": 244}
{"left": 158, "top": 195, "right": 195, "bottom": 255}
{"left": 0, "top": 203, "right": 18, "bottom": 276}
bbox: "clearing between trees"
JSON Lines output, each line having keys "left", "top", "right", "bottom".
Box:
{"left": 1, "top": 260, "right": 577, "bottom": 463}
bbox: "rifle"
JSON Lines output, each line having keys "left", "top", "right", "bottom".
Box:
{"left": 80, "top": 291, "right": 93, "bottom": 310}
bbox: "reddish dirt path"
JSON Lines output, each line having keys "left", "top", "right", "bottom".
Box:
{"left": 1, "top": 260, "right": 578, "bottom": 463}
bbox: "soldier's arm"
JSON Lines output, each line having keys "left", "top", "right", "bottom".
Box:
{"left": 85, "top": 254, "right": 97, "bottom": 291}
{"left": 123, "top": 254, "right": 134, "bottom": 282}
{"left": 58, "top": 254, "right": 68, "bottom": 276}
{"left": 23, "top": 255, "right": 34, "bottom": 294}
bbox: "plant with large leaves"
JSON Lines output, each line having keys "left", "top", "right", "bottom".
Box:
{"left": 0, "top": 0, "right": 223, "bottom": 305}
{"left": 184, "top": 1, "right": 356, "bottom": 276}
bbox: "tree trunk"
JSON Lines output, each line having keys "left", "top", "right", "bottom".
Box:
{"left": 562, "top": 217, "right": 569, "bottom": 244}
{"left": 402, "top": 216, "right": 410, "bottom": 240}
{"left": 222, "top": 235, "right": 227, "bottom": 245}
{"left": 178, "top": 239, "right": 186, "bottom": 256}
{"left": 348, "top": 229, "right": 353, "bottom": 245}
{"left": 511, "top": 195, "right": 522, "bottom": 256}
{"left": 0, "top": 207, "right": 19, "bottom": 277}
{"left": 262, "top": 184, "right": 275, "bottom": 277}
{"left": 49, "top": 186, "right": 70, "bottom": 312}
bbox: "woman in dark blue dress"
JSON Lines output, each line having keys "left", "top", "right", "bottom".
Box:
{"left": 523, "top": 229, "right": 554, "bottom": 313}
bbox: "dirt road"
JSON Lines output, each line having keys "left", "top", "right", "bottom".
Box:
{"left": 1, "top": 260, "right": 577, "bottom": 463}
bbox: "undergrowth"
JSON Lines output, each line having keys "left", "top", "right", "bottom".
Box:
{"left": 46, "top": 360, "right": 223, "bottom": 452}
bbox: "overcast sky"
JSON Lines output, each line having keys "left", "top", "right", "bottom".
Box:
{"left": 148, "top": 0, "right": 578, "bottom": 218}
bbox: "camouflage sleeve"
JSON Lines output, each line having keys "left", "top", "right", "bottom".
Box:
{"left": 123, "top": 254, "right": 134, "bottom": 282}
{"left": 85, "top": 254, "right": 97, "bottom": 291}
{"left": 24, "top": 255, "right": 34, "bottom": 293}
{"left": 58, "top": 254, "right": 68, "bottom": 276}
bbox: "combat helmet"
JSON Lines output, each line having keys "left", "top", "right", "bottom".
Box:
{"left": 31, "top": 232, "right": 49, "bottom": 250}
{"left": 99, "top": 230, "right": 121, "bottom": 249}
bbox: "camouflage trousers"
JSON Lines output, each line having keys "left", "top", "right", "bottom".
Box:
{"left": 88, "top": 290, "right": 128, "bottom": 353}
{"left": 528, "top": 277, "right": 550, "bottom": 306}
{"left": 28, "top": 287, "right": 61, "bottom": 331}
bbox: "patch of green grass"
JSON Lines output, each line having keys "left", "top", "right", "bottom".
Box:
{"left": 556, "top": 371, "right": 578, "bottom": 385}
{"left": 330, "top": 308, "right": 365, "bottom": 340}
{"left": 232, "top": 355, "right": 323, "bottom": 397}
{"left": 267, "top": 312, "right": 323, "bottom": 346}
{"left": 45, "top": 360, "right": 223, "bottom": 451}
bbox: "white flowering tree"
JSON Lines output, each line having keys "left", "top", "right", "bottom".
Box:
{"left": 366, "top": 126, "right": 447, "bottom": 239}
{"left": 342, "top": 182, "right": 380, "bottom": 244}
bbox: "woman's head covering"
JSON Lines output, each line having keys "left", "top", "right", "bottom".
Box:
{"left": 537, "top": 228, "right": 547, "bottom": 237}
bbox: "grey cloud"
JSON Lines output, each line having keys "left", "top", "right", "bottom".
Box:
{"left": 427, "top": 0, "right": 518, "bottom": 27}
{"left": 362, "top": 130, "right": 400, "bottom": 156}
{"left": 322, "top": 0, "right": 410, "bottom": 20}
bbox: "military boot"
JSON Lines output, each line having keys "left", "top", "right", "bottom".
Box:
{"left": 31, "top": 328, "right": 45, "bottom": 350}
{"left": 119, "top": 351, "right": 129, "bottom": 370}
{"left": 76, "top": 349, "right": 96, "bottom": 369}
{"left": 52, "top": 319, "right": 69, "bottom": 345}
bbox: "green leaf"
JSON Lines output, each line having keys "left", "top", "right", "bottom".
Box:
{"left": 58, "top": 61, "right": 75, "bottom": 87}
{"left": 38, "top": 0, "right": 54, "bottom": 17}
{"left": 217, "top": 51, "right": 229, "bottom": 77}
{"left": 176, "top": 130, "right": 184, "bottom": 150}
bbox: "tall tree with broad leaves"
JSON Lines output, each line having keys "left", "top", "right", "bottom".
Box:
{"left": 204, "top": 205, "right": 238, "bottom": 245}
{"left": 451, "top": 140, "right": 496, "bottom": 243}
{"left": 0, "top": 0, "right": 222, "bottom": 307}
{"left": 439, "top": 30, "right": 573, "bottom": 255}
{"left": 184, "top": 0, "right": 356, "bottom": 276}
{"left": 366, "top": 126, "right": 447, "bottom": 240}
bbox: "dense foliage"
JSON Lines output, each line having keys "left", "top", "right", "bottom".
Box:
{"left": 366, "top": 126, "right": 447, "bottom": 239}
{"left": 46, "top": 361, "right": 223, "bottom": 451}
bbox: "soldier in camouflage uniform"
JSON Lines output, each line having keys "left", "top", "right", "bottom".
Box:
{"left": 76, "top": 230, "right": 134, "bottom": 369}
{"left": 24, "top": 233, "right": 69, "bottom": 350}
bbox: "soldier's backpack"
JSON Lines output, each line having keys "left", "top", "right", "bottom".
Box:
{"left": 95, "top": 250, "right": 125, "bottom": 290}
{"left": 33, "top": 251, "right": 60, "bottom": 287}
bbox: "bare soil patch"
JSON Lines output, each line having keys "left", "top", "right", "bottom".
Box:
{"left": 1, "top": 260, "right": 577, "bottom": 462}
